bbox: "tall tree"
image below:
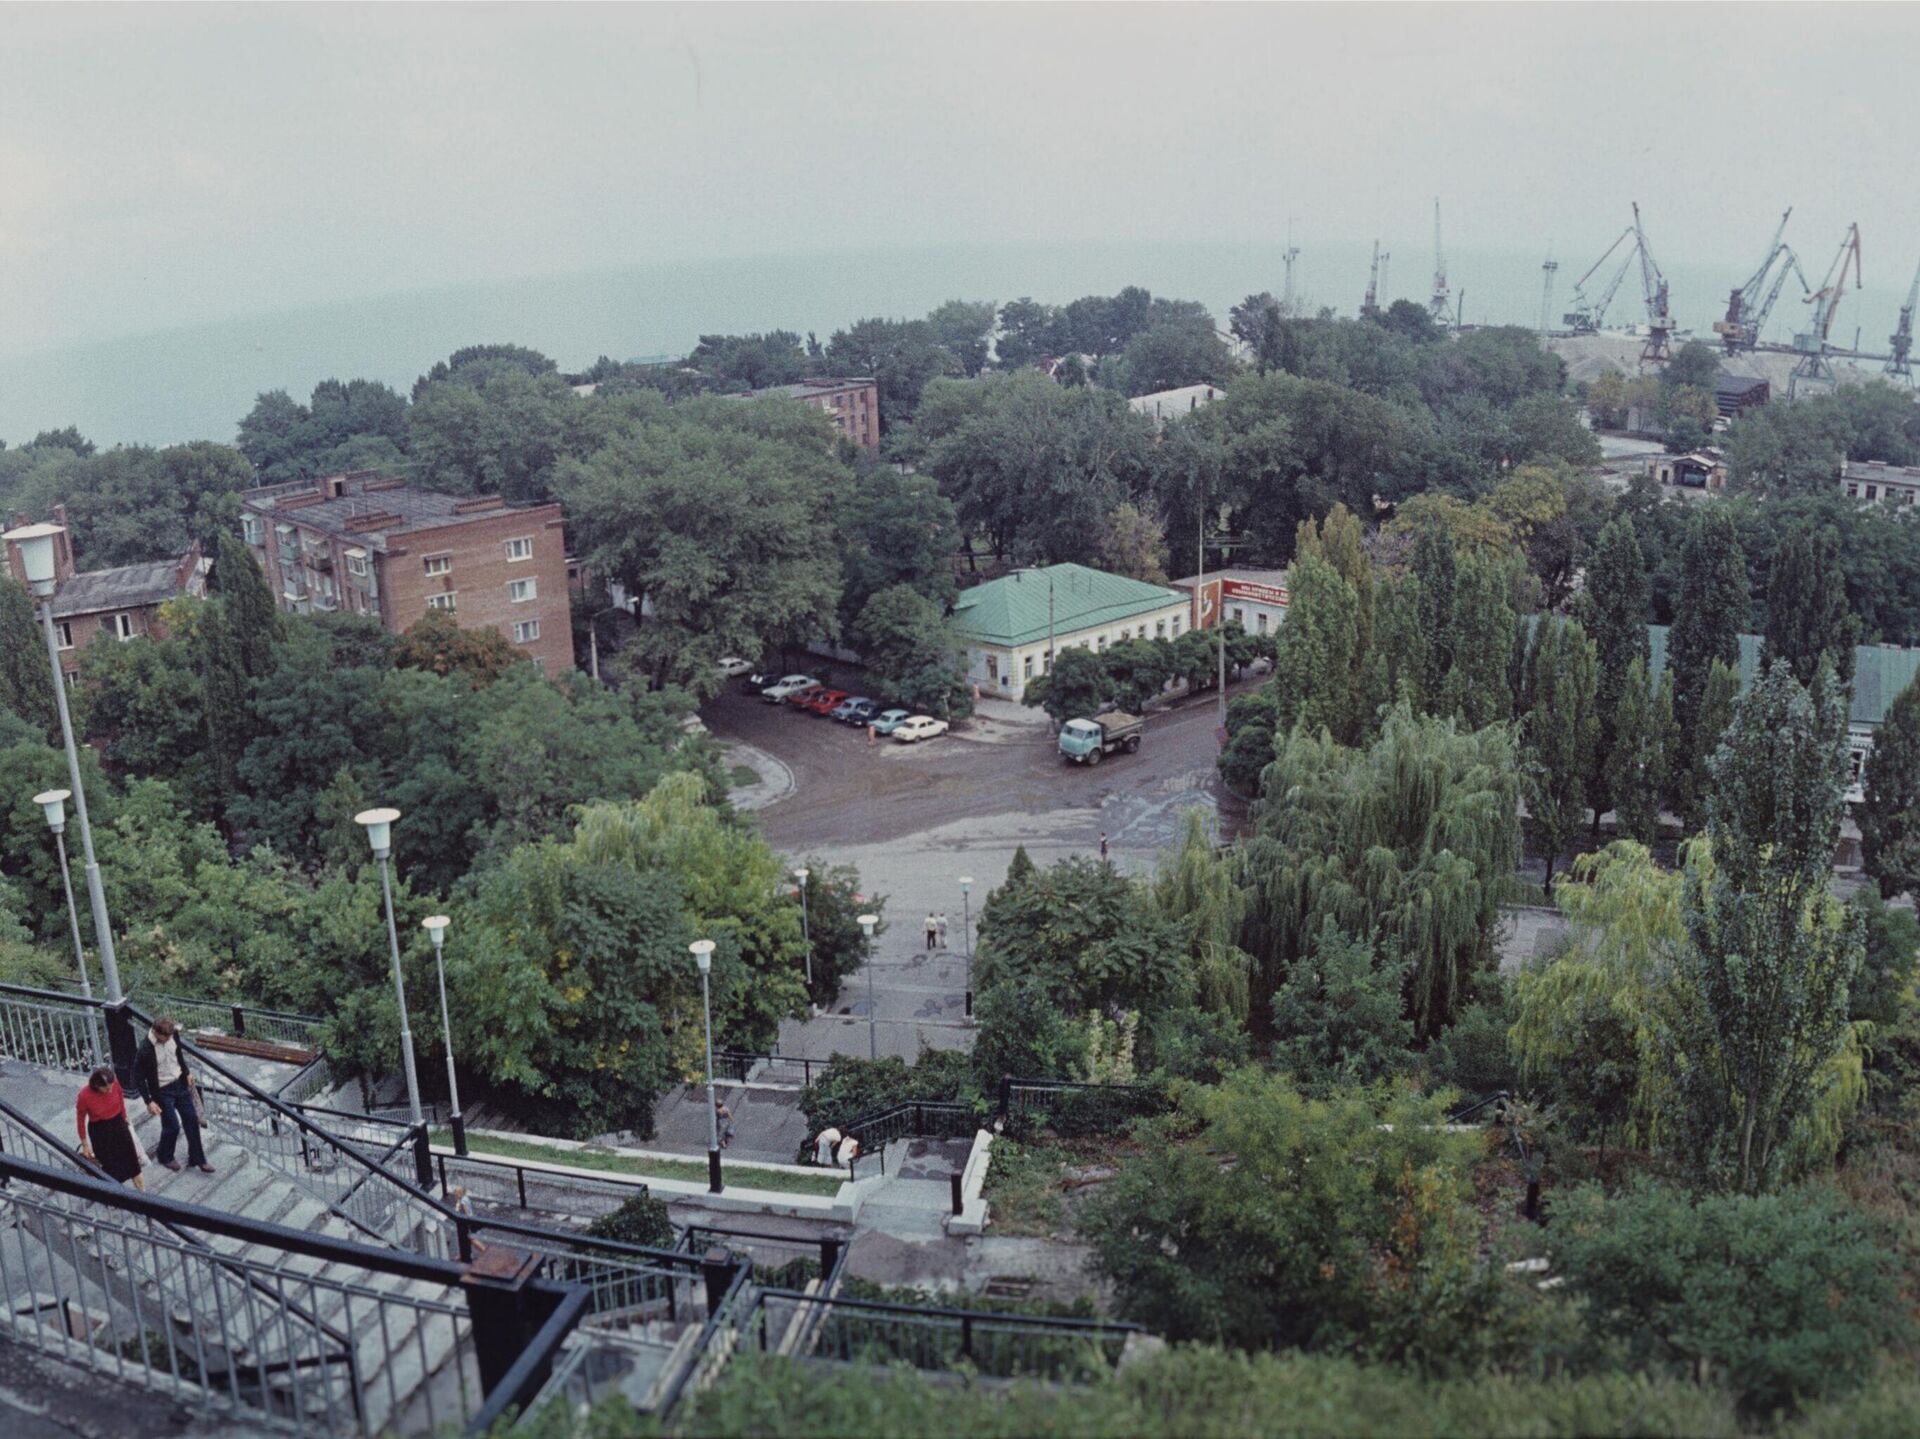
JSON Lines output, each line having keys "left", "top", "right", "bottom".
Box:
{"left": 1606, "top": 659, "right": 1673, "bottom": 846}
{"left": 1670, "top": 660, "right": 1861, "bottom": 1193}
{"left": 1676, "top": 659, "right": 1741, "bottom": 833}
{"left": 212, "top": 532, "right": 285, "bottom": 678}
{"left": 1410, "top": 523, "right": 1457, "bottom": 703}
{"left": 1439, "top": 548, "right": 1515, "bottom": 729}
{"left": 1761, "top": 525, "right": 1860, "bottom": 687}
{"left": 1268, "top": 553, "right": 1360, "bottom": 744}
{"left": 0, "top": 578, "right": 55, "bottom": 737}
{"left": 1523, "top": 618, "right": 1600, "bottom": 885}
{"left": 1667, "top": 508, "right": 1749, "bottom": 735}
{"left": 1859, "top": 676, "right": 1920, "bottom": 900}
{"left": 1577, "top": 516, "right": 1650, "bottom": 826}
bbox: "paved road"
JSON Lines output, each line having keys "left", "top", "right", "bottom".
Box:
{"left": 700, "top": 677, "right": 1252, "bottom": 1062}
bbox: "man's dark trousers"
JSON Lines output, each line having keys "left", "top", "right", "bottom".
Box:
{"left": 156, "top": 1080, "right": 207, "bottom": 1168}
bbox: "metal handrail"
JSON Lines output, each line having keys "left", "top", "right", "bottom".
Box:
{"left": 714, "top": 1048, "right": 828, "bottom": 1087}
{"left": 653, "top": 1255, "right": 752, "bottom": 1418}
{"left": 1447, "top": 1089, "right": 1512, "bottom": 1125}
{"left": 463, "top": 1284, "right": 591, "bottom": 1435}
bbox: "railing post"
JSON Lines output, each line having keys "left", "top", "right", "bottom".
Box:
{"left": 961, "top": 1313, "right": 974, "bottom": 1359}
{"left": 819, "top": 1236, "right": 841, "bottom": 1277}
{"left": 412, "top": 1124, "right": 433, "bottom": 1189}
{"left": 451, "top": 1110, "right": 468, "bottom": 1158}
{"left": 462, "top": 1252, "right": 564, "bottom": 1401}
{"left": 457, "top": 1215, "right": 474, "bottom": 1264}
{"left": 949, "top": 1171, "right": 964, "bottom": 1217}
{"left": 700, "top": 1246, "right": 734, "bottom": 1317}
{"left": 104, "top": 1001, "right": 138, "bottom": 1092}
{"left": 230, "top": 1003, "right": 246, "bottom": 1038}
{"left": 997, "top": 1076, "right": 1010, "bottom": 1127}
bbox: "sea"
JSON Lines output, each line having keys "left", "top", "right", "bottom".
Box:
{"left": 3, "top": 238, "right": 1912, "bottom": 448}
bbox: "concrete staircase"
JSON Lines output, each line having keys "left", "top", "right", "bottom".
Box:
{"left": 0, "top": 1057, "right": 478, "bottom": 1435}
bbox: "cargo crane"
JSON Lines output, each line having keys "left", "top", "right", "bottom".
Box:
{"left": 1562, "top": 224, "right": 1637, "bottom": 334}
{"left": 1713, "top": 208, "right": 1808, "bottom": 353}
{"left": 1885, "top": 254, "right": 1920, "bottom": 382}
{"left": 1429, "top": 199, "right": 1452, "bottom": 328}
{"left": 1790, "top": 222, "right": 1862, "bottom": 395}
{"left": 1631, "top": 202, "right": 1676, "bottom": 364}
{"left": 1361, "top": 240, "right": 1382, "bottom": 318}
{"left": 1538, "top": 252, "right": 1559, "bottom": 338}
{"left": 1282, "top": 220, "right": 1301, "bottom": 316}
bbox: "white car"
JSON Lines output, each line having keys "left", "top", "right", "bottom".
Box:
{"left": 892, "top": 715, "right": 950, "bottom": 743}
{"left": 760, "top": 674, "right": 820, "bottom": 703}
{"left": 716, "top": 656, "right": 755, "bottom": 678}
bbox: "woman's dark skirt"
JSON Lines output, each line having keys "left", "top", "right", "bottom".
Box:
{"left": 89, "top": 1112, "right": 142, "bottom": 1184}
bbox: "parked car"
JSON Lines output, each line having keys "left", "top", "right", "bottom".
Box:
{"left": 832, "top": 697, "right": 880, "bottom": 724}
{"left": 740, "top": 669, "right": 776, "bottom": 694}
{"left": 801, "top": 689, "right": 849, "bottom": 715}
{"left": 761, "top": 675, "right": 819, "bottom": 703}
{"left": 869, "top": 708, "right": 913, "bottom": 735}
{"left": 716, "top": 656, "right": 755, "bottom": 678}
{"left": 785, "top": 684, "right": 828, "bottom": 709}
{"left": 892, "top": 715, "right": 950, "bottom": 743}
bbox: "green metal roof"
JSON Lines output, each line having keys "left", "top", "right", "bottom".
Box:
{"left": 951, "top": 563, "right": 1187, "bottom": 648}
{"left": 1646, "top": 624, "right": 1920, "bottom": 728}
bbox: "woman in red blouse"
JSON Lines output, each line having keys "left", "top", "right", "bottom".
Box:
{"left": 77, "top": 1067, "right": 144, "bottom": 1188}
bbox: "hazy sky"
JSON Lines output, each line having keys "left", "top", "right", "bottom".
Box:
{"left": 6, "top": 3, "right": 1919, "bottom": 358}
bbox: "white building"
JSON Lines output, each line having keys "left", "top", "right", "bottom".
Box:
{"left": 950, "top": 563, "right": 1192, "bottom": 701}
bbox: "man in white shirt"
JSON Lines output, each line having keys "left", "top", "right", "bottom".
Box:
{"left": 134, "top": 1016, "right": 212, "bottom": 1174}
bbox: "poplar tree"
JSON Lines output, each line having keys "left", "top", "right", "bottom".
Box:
{"left": 1670, "top": 659, "right": 1860, "bottom": 1193}
{"left": 1606, "top": 658, "right": 1673, "bottom": 845}
{"left": 1440, "top": 548, "right": 1516, "bottom": 730}
{"left": 1363, "top": 573, "right": 1426, "bottom": 720}
{"left": 1667, "top": 507, "right": 1748, "bottom": 739}
{"left": 1762, "top": 525, "right": 1859, "bottom": 688}
{"left": 1411, "top": 523, "right": 1456, "bottom": 703}
{"left": 0, "top": 577, "right": 56, "bottom": 737}
{"left": 1523, "top": 618, "right": 1600, "bottom": 885}
{"left": 1578, "top": 516, "right": 1650, "bottom": 826}
{"left": 1861, "top": 677, "right": 1920, "bottom": 900}
{"left": 1676, "top": 659, "right": 1741, "bottom": 832}
{"left": 212, "top": 531, "right": 285, "bottom": 680}
{"left": 1269, "top": 553, "right": 1361, "bottom": 744}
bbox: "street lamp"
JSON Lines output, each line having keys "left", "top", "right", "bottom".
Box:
{"left": 957, "top": 877, "right": 974, "bottom": 1022}
{"left": 6, "top": 523, "right": 129, "bottom": 1081}
{"left": 422, "top": 916, "right": 465, "bottom": 1156}
{"left": 793, "top": 867, "right": 813, "bottom": 998}
{"left": 857, "top": 914, "right": 879, "bottom": 1060}
{"left": 690, "top": 939, "right": 722, "bottom": 1193}
{"left": 34, "top": 788, "right": 102, "bottom": 1065}
{"left": 354, "top": 807, "right": 423, "bottom": 1127}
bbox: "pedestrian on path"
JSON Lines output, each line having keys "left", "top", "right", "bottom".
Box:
{"left": 717, "top": 1101, "right": 736, "bottom": 1149}
{"left": 924, "top": 913, "right": 938, "bottom": 951}
{"left": 813, "top": 1126, "right": 843, "bottom": 1166}
{"left": 1099, "top": 832, "right": 1110, "bottom": 862}
{"left": 76, "top": 1067, "right": 144, "bottom": 1189}
{"left": 936, "top": 913, "right": 949, "bottom": 948}
{"left": 868, "top": 723, "right": 876, "bottom": 746}
{"left": 136, "top": 1016, "right": 213, "bottom": 1175}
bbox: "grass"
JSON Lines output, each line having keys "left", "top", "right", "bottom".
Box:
{"left": 431, "top": 1129, "right": 846, "bottom": 1197}
{"left": 727, "top": 764, "right": 760, "bottom": 789}
{"left": 981, "top": 1137, "right": 1070, "bottom": 1237}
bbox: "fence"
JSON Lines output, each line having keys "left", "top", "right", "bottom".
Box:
{"left": 427, "top": 1146, "right": 651, "bottom": 1224}
{"left": 997, "top": 1078, "right": 1167, "bottom": 1139}
{"left": 840, "top": 1101, "right": 979, "bottom": 1177}
{"left": 714, "top": 1049, "right": 830, "bottom": 1089}
{"left": 739, "top": 1288, "right": 1139, "bottom": 1384}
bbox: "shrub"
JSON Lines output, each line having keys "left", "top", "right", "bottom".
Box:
{"left": 798, "top": 1047, "right": 978, "bottom": 1134}
{"left": 583, "top": 1193, "right": 674, "bottom": 1251}
{"left": 1552, "top": 1180, "right": 1911, "bottom": 1415}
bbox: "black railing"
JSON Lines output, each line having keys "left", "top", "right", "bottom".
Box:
{"left": 739, "top": 1287, "right": 1140, "bottom": 1383}
{"left": 1447, "top": 1089, "right": 1513, "bottom": 1125}
{"left": 430, "top": 1144, "right": 651, "bottom": 1222}
{"left": 715, "top": 1049, "right": 829, "bottom": 1088}
{"left": 838, "top": 1101, "right": 980, "bottom": 1178}
{"left": 997, "top": 1077, "right": 1166, "bottom": 1139}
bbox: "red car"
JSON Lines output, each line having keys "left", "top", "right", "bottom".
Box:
{"left": 801, "top": 688, "right": 849, "bottom": 715}
{"left": 781, "top": 683, "right": 826, "bottom": 708}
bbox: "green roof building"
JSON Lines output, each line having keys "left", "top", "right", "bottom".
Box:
{"left": 951, "top": 563, "right": 1191, "bottom": 700}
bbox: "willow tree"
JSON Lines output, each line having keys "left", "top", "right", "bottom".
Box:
{"left": 1239, "top": 705, "right": 1520, "bottom": 1040}
{"left": 1151, "top": 809, "right": 1252, "bottom": 1023}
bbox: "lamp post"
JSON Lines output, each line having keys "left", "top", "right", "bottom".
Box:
{"left": 857, "top": 914, "right": 879, "bottom": 1060}
{"left": 34, "top": 788, "right": 102, "bottom": 1065}
{"left": 793, "top": 867, "right": 813, "bottom": 999}
{"left": 5, "top": 523, "right": 131, "bottom": 1082}
{"left": 422, "top": 916, "right": 465, "bottom": 1156}
{"left": 957, "top": 877, "right": 974, "bottom": 1021}
{"left": 690, "top": 939, "right": 722, "bottom": 1193}
{"left": 354, "top": 807, "right": 423, "bottom": 1127}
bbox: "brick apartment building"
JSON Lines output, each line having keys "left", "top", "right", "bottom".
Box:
{"left": 3, "top": 505, "right": 207, "bottom": 677}
{"left": 732, "top": 376, "right": 880, "bottom": 449}
{"left": 239, "top": 472, "right": 573, "bottom": 674}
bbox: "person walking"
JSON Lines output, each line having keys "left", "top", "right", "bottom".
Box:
{"left": 1099, "top": 832, "right": 1110, "bottom": 863}
{"left": 717, "top": 1101, "right": 736, "bottom": 1150}
{"left": 76, "top": 1067, "right": 144, "bottom": 1189}
{"left": 936, "top": 913, "right": 949, "bottom": 949}
{"left": 924, "top": 912, "right": 938, "bottom": 951}
{"left": 136, "top": 1016, "right": 213, "bottom": 1175}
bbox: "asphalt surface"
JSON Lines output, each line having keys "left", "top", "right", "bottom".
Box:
{"left": 700, "top": 676, "right": 1252, "bottom": 1063}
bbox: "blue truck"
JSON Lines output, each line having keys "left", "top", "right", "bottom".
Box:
{"left": 1058, "top": 711, "right": 1143, "bottom": 765}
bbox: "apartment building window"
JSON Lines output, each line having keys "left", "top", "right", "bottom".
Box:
{"left": 241, "top": 514, "right": 263, "bottom": 545}
{"left": 346, "top": 550, "right": 369, "bottom": 577}
{"left": 513, "top": 619, "right": 541, "bottom": 644}
{"left": 55, "top": 622, "right": 74, "bottom": 650}
{"left": 113, "top": 613, "right": 135, "bottom": 641}
{"left": 504, "top": 537, "right": 534, "bottom": 562}
{"left": 1866, "top": 485, "right": 1879, "bottom": 501}
{"left": 423, "top": 555, "right": 452, "bottom": 577}
{"left": 508, "top": 577, "right": 537, "bottom": 603}
{"left": 427, "top": 593, "right": 456, "bottom": 612}
{"left": 1155, "top": 619, "right": 1167, "bottom": 638}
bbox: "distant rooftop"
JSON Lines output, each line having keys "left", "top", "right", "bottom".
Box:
{"left": 952, "top": 563, "right": 1186, "bottom": 648}
{"left": 244, "top": 472, "right": 537, "bottom": 550}
{"left": 1646, "top": 624, "right": 1920, "bottom": 729}
{"left": 1128, "top": 383, "right": 1225, "bottom": 424}
{"left": 735, "top": 376, "right": 876, "bottom": 401}
{"left": 51, "top": 557, "right": 186, "bottom": 619}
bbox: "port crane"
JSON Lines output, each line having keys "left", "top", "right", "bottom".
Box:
{"left": 1563, "top": 225, "right": 1638, "bottom": 335}
{"left": 1281, "top": 221, "right": 1301, "bottom": 316}
{"left": 1789, "top": 222, "right": 1862, "bottom": 394}
{"left": 1885, "top": 254, "right": 1920, "bottom": 382}
{"left": 1713, "top": 208, "right": 1808, "bottom": 353}
{"left": 1631, "top": 202, "right": 1676, "bottom": 364}
{"left": 1429, "top": 200, "right": 1451, "bottom": 327}
{"left": 1361, "top": 240, "right": 1382, "bottom": 318}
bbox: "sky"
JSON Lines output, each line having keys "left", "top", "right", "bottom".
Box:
{"left": 4, "top": 2, "right": 1920, "bottom": 361}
